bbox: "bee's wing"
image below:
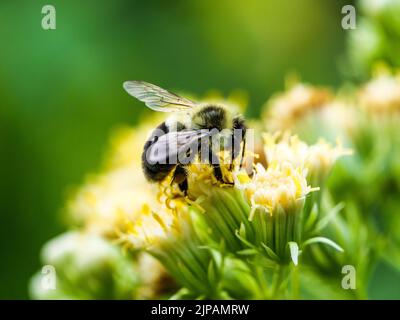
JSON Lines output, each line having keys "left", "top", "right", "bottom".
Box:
{"left": 146, "top": 130, "right": 213, "bottom": 164}
{"left": 123, "top": 81, "right": 197, "bottom": 112}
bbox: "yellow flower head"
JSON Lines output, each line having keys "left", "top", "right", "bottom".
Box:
{"left": 67, "top": 166, "right": 157, "bottom": 236}
{"left": 263, "top": 132, "right": 352, "bottom": 182}
{"left": 66, "top": 117, "right": 166, "bottom": 237}
{"left": 359, "top": 74, "right": 400, "bottom": 114}
{"left": 119, "top": 193, "right": 189, "bottom": 249}
{"left": 235, "top": 161, "right": 315, "bottom": 220}
{"left": 264, "top": 84, "right": 332, "bottom": 131}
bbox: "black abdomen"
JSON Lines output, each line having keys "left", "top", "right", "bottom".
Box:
{"left": 142, "top": 121, "right": 176, "bottom": 182}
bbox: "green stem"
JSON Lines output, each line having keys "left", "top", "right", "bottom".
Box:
{"left": 291, "top": 266, "right": 300, "bottom": 299}
{"left": 245, "top": 260, "right": 270, "bottom": 299}
{"left": 255, "top": 265, "right": 270, "bottom": 299}
{"left": 272, "top": 265, "right": 286, "bottom": 298}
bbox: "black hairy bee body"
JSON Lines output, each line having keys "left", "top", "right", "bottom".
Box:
{"left": 142, "top": 105, "right": 246, "bottom": 195}
{"left": 141, "top": 121, "right": 178, "bottom": 182}
{"left": 123, "top": 81, "right": 246, "bottom": 195}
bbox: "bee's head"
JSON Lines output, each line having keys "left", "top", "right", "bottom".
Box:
{"left": 192, "top": 105, "right": 227, "bottom": 131}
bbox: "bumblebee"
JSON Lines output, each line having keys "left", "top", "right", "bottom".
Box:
{"left": 123, "top": 81, "right": 246, "bottom": 194}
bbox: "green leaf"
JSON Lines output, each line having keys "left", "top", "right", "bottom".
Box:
{"left": 235, "top": 229, "right": 255, "bottom": 249}
{"left": 176, "top": 261, "right": 207, "bottom": 293}
{"left": 304, "top": 203, "right": 319, "bottom": 231}
{"left": 315, "top": 202, "right": 345, "bottom": 232}
{"left": 207, "top": 260, "right": 218, "bottom": 285}
{"left": 169, "top": 288, "right": 191, "bottom": 300}
{"left": 260, "top": 257, "right": 279, "bottom": 269}
{"left": 239, "top": 222, "right": 246, "bottom": 238}
{"left": 303, "top": 237, "right": 344, "bottom": 252}
{"left": 288, "top": 242, "right": 299, "bottom": 266}
{"left": 237, "top": 249, "right": 258, "bottom": 256}
{"left": 261, "top": 242, "right": 280, "bottom": 262}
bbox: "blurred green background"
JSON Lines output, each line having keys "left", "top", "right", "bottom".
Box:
{"left": 0, "top": 0, "right": 354, "bottom": 299}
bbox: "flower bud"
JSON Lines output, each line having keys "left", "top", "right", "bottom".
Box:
{"left": 29, "top": 231, "right": 139, "bottom": 299}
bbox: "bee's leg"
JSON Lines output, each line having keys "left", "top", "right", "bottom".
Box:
{"left": 213, "top": 164, "right": 223, "bottom": 182}
{"left": 207, "top": 146, "right": 223, "bottom": 182}
{"left": 210, "top": 149, "right": 234, "bottom": 185}
{"left": 239, "top": 136, "right": 246, "bottom": 169}
{"left": 230, "top": 118, "right": 247, "bottom": 171}
{"left": 172, "top": 165, "right": 188, "bottom": 196}
{"left": 229, "top": 135, "right": 235, "bottom": 171}
{"left": 179, "top": 179, "right": 188, "bottom": 196}
{"left": 230, "top": 134, "right": 241, "bottom": 171}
